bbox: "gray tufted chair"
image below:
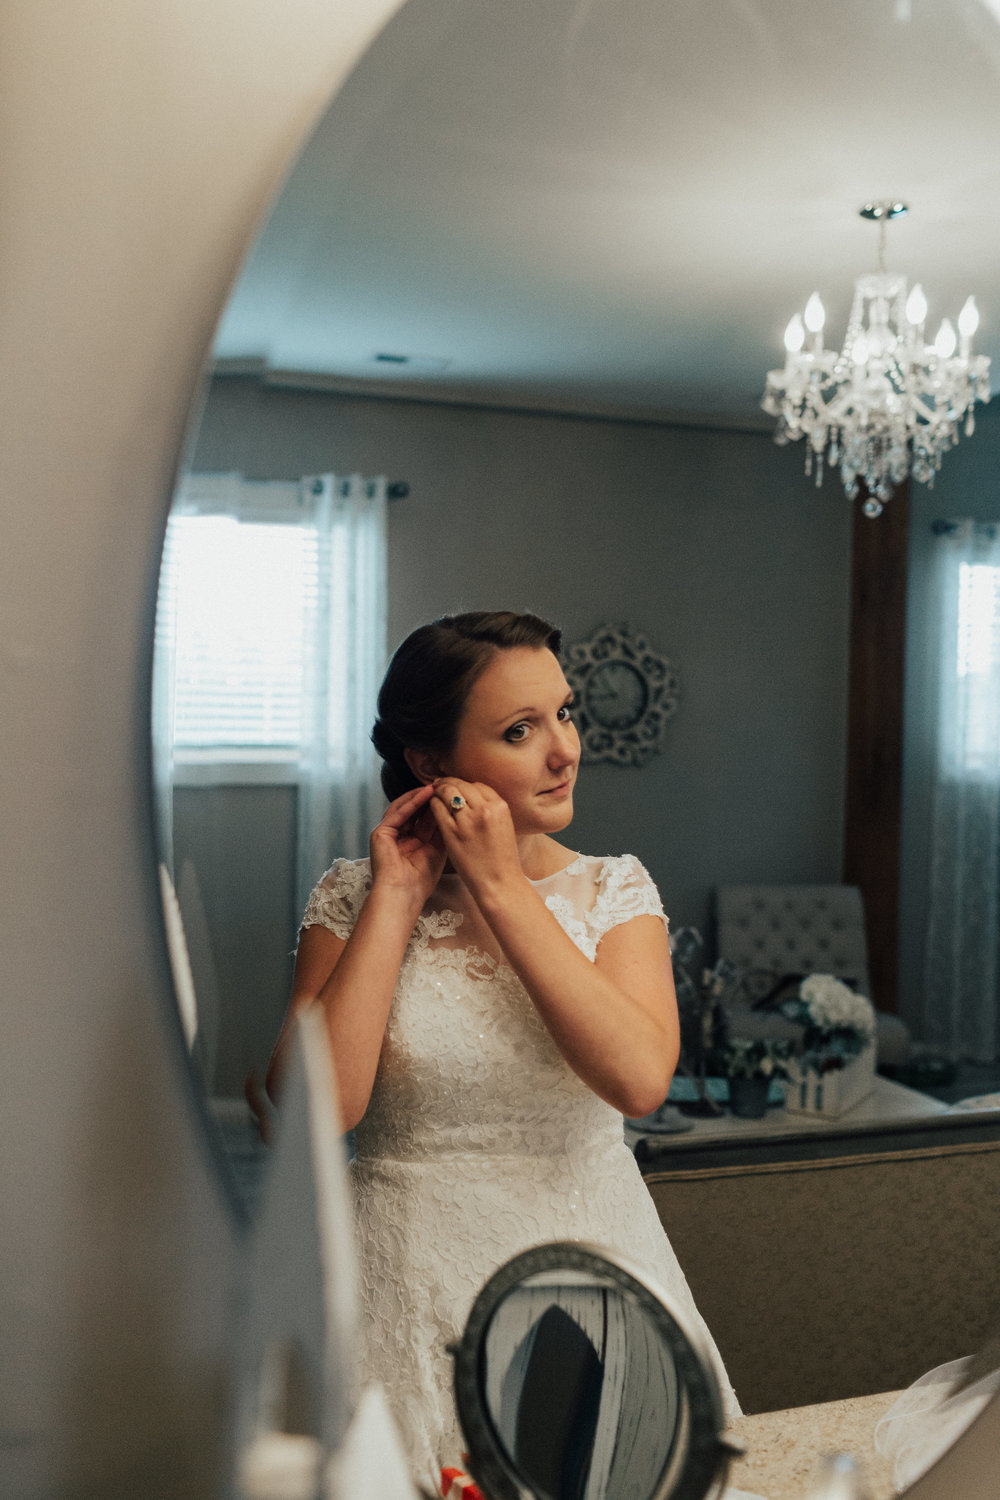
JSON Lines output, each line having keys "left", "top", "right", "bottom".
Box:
{"left": 717, "top": 884, "right": 870, "bottom": 992}
{"left": 715, "top": 884, "right": 911, "bottom": 1066}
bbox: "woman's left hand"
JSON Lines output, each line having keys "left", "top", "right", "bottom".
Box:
{"left": 426, "top": 778, "right": 523, "bottom": 897}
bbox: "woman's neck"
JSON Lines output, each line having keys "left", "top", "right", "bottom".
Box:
{"left": 439, "top": 834, "right": 574, "bottom": 884}
{"left": 515, "top": 833, "right": 574, "bottom": 881}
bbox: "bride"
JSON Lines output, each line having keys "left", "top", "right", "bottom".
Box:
{"left": 266, "top": 610, "right": 740, "bottom": 1492}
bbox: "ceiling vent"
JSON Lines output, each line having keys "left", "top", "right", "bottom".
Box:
{"left": 372, "top": 352, "right": 452, "bottom": 372}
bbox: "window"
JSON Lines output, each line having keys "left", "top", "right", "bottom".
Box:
{"left": 154, "top": 473, "right": 387, "bottom": 784}
{"left": 956, "top": 559, "right": 1000, "bottom": 775}
{"left": 152, "top": 472, "right": 388, "bottom": 902}
{"left": 159, "top": 509, "right": 318, "bottom": 761}
{"left": 923, "top": 520, "right": 1000, "bottom": 1059}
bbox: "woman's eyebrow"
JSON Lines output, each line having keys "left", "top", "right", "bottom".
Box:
{"left": 491, "top": 705, "right": 536, "bottom": 726}
{"left": 491, "top": 693, "right": 574, "bottom": 727}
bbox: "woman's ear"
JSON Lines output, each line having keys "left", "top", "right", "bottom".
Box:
{"left": 403, "top": 746, "right": 445, "bottom": 785}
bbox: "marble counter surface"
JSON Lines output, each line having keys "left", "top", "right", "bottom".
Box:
{"left": 725, "top": 1388, "right": 902, "bottom": 1499}
{"left": 627, "top": 1077, "right": 946, "bottom": 1156}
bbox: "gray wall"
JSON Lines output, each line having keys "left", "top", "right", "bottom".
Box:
{"left": 188, "top": 375, "right": 854, "bottom": 1089}
{"left": 174, "top": 786, "right": 300, "bottom": 1097}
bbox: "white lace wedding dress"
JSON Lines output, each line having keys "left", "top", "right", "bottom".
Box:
{"left": 302, "top": 851, "right": 741, "bottom": 1492}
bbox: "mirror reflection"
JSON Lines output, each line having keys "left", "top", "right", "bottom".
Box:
{"left": 483, "top": 1282, "right": 682, "bottom": 1500}
{"left": 151, "top": 0, "right": 1000, "bottom": 1479}
{"left": 229, "top": 608, "right": 741, "bottom": 1493}
{"left": 452, "top": 1246, "right": 734, "bottom": 1500}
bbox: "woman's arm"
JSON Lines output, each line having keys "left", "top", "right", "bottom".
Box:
{"left": 427, "top": 782, "right": 679, "bottom": 1117}
{"left": 478, "top": 879, "right": 679, "bottom": 1118}
{"left": 265, "top": 783, "right": 445, "bottom": 1131}
{"left": 266, "top": 886, "right": 423, "bottom": 1130}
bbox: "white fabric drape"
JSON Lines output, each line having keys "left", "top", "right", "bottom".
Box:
{"left": 295, "top": 473, "right": 387, "bottom": 920}
{"left": 153, "top": 469, "right": 256, "bottom": 880}
{"left": 923, "top": 519, "right": 1000, "bottom": 1061}
{"left": 153, "top": 469, "right": 387, "bottom": 925}
{"left": 150, "top": 611, "right": 176, "bottom": 880}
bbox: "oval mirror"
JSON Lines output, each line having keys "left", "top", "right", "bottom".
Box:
{"left": 149, "top": 0, "right": 1000, "bottom": 1488}
{"left": 452, "top": 1242, "right": 739, "bottom": 1500}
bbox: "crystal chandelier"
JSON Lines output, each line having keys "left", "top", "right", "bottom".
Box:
{"left": 762, "top": 202, "right": 991, "bottom": 516}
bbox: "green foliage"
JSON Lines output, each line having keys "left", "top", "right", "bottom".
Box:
{"left": 718, "top": 1036, "right": 795, "bottom": 1081}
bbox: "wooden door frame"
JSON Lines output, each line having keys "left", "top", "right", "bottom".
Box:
{"left": 842, "top": 480, "right": 910, "bottom": 1013}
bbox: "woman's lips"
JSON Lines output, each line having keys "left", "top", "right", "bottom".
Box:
{"left": 539, "top": 780, "right": 573, "bottom": 798}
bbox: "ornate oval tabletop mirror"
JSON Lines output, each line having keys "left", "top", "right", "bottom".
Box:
{"left": 452, "top": 1243, "right": 739, "bottom": 1500}
{"left": 149, "top": 0, "right": 1000, "bottom": 1494}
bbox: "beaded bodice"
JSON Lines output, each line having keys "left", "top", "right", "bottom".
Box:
{"left": 301, "top": 853, "right": 668, "bottom": 1163}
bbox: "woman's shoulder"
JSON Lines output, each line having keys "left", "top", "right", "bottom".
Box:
{"left": 534, "top": 849, "right": 645, "bottom": 877}
{"left": 301, "top": 857, "right": 372, "bottom": 936}
{"left": 317, "top": 855, "right": 372, "bottom": 884}
{"left": 575, "top": 851, "right": 655, "bottom": 883}
{"left": 585, "top": 854, "right": 668, "bottom": 925}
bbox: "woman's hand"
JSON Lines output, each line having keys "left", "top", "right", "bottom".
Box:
{"left": 244, "top": 1069, "right": 277, "bottom": 1146}
{"left": 369, "top": 784, "right": 447, "bottom": 909}
{"left": 426, "top": 777, "right": 523, "bottom": 899}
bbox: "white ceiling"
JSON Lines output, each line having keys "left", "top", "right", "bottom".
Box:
{"left": 213, "top": 0, "right": 1000, "bottom": 427}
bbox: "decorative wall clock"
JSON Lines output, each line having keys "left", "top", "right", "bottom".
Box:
{"left": 563, "top": 623, "right": 680, "bottom": 766}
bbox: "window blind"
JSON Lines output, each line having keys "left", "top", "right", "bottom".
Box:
{"left": 157, "top": 512, "right": 318, "bottom": 754}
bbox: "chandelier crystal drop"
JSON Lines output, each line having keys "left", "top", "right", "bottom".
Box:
{"left": 762, "top": 202, "right": 991, "bottom": 516}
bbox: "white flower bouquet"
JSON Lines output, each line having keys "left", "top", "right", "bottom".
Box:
{"left": 781, "top": 973, "right": 876, "bottom": 1073}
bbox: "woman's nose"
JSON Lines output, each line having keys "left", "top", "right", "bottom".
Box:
{"left": 550, "top": 720, "right": 579, "bottom": 766}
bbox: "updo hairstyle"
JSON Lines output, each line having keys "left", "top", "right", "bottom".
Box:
{"left": 372, "top": 610, "right": 562, "bottom": 800}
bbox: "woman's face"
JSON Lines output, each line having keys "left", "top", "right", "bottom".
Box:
{"left": 441, "top": 646, "right": 580, "bottom": 834}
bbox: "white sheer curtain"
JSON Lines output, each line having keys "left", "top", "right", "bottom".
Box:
{"left": 153, "top": 469, "right": 387, "bottom": 921}
{"left": 150, "top": 573, "right": 178, "bottom": 879}
{"left": 923, "top": 519, "right": 1000, "bottom": 1060}
{"left": 295, "top": 473, "right": 387, "bottom": 919}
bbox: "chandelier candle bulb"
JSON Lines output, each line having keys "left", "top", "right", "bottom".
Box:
{"left": 804, "top": 292, "right": 825, "bottom": 332}
{"left": 784, "top": 313, "right": 805, "bottom": 358}
{"left": 959, "top": 295, "right": 980, "bottom": 354}
{"left": 761, "top": 200, "right": 991, "bottom": 508}
{"left": 934, "top": 319, "right": 957, "bottom": 359}
{"left": 905, "top": 283, "right": 928, "bottom": 327}
{"left": 959, "top": 295, "right": 980, "bottom": 335}
{"left": 804, "top": 292, "right": 826, "bottom": 353}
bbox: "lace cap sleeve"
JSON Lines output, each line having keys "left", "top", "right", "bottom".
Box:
{"left": 300, "top": 857, "right": 372, "bottom": 940}
{"left": 591, "top": 854, "right": 669, "bottom": 948}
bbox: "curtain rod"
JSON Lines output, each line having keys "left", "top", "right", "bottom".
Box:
{"left": 323, "top": 477, "right": 409, "bottom": 499}
{"left": 931, "top": 518, "right": 998, "bottom": 538}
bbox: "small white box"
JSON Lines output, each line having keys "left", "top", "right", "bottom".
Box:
{"left": 782, "top": 1039, "right": 877, "bottom": 1119}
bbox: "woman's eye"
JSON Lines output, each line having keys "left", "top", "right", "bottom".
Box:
{"left": 504, "top": 722, "right": 529, "bottom": 742}
{"left": 558, "top": 704, "right": 574, "bottom": 721}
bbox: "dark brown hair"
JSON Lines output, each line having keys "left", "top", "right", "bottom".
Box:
{"left": 372, "top": 610, "right": 562, "bottom": 800}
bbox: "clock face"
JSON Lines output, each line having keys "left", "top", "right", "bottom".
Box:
{"left": 564, "top": 625, "right": 679, "bottom": 766}
{"left": 584, "top": 660, "right": 649, "bottom": 730}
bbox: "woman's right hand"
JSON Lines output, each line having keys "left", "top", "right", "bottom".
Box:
{"left": 369, "top": 783, "right": 446, "bottom": 908}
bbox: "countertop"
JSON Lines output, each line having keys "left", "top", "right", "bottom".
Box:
{"left": 725, "top": 1388, "right": 902, "bottom": 1499}
{"left": 626, "top": 1077, "right": 947, "bottom": 1158}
